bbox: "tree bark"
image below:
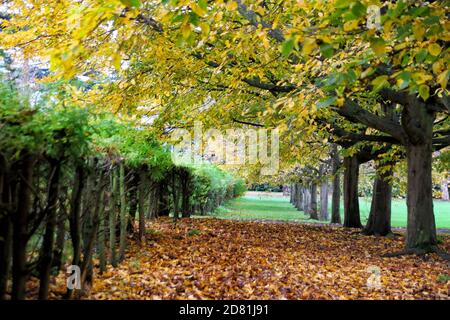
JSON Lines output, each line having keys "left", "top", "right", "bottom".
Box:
{"left": 309, "top": 183, "right": 318, "bottom": 220}
{"left": 138, "top": 169, "right": 147, "bottom": 243}
{"left": 52, "top": 186, "right": 68, "bottom": 273}
{"left": 12, "top": 152, "right": 34, "bottom": 300}
{"left": 0, "top": 161, "right": 13, "bottom": 300}
{"left": 119, "top": 163, "right": 127, "bottom": 262}
{"left": 405, "top": 143, "right": 437, "bottom": 250}
{"left": 296, "top": 183, "right": 303, "bottom": 211}
{"left": 401, "top": 99, "right": 438, "bottom": 251}
{"left": 109, "top": 168, "right": 118, "bottom": 267}
{"left": 363, "top": 164, "right": 393, "bottom": 236}
{"left": 290, "top": 184, "right": 294, "bottom": 204}
{"left": 80, "top": 182, "right": 103, "bottom": 295}
{"left": 97, "top": 183, "right": 107, "bottom": 274}
{"left": 180, "top": 170, "right": 191, "bottom": 218}
{"left": 343, "top": 156, "right": 362, "bottom": 228}
{"left": 303, "top": 186, "right": 310, "bottom": 214}
{"left": 65, "top": 164, "right": 85, "bottom": 299}
{"left": 38, "top": 158, "right": 62, "bottom": 299}
{"left": 320, "top": 180, "right": 328, "bottom": 221}
{"left": 127, "top": 170, "right": 138, "bottom": 232}
{"left": 172, "top": 170, "right": 179, "bottom": 221}
{"left": 331, "top": 145, "right": 341, "bottom": 224}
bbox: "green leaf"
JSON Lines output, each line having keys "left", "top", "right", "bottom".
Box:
{"left": 281, "top": 38, "right": 295, "bottom": 57}
{"left": 415, "top": 49, "right": 428, "bottom": 64}
{"left": 397, "top": 72, "right": 411, "bottom": 90}
{"left": 335, "top": 0, "right": 352, "bottom": 9}
{"left": 198, "top": 0, "right": 208, "bottom": 10}
{"left": 319, "top": 43, "right": 334, "bottom": 58}
{"left": 316, "top": 96, "right": 337, "bottom": 108}
{"left": 371, "top": 75, "right": 389, "bottom": 92}
{"left": 120, "top": 0, "right": 141, "bottom": 7}
{"left": 351, "top": 1, "right": 367, "bottom": 18}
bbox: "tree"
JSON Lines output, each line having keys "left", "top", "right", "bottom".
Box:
{"left": 3, "top": 0, "right": 448, "bottom": 254}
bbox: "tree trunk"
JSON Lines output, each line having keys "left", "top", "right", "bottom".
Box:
{"left": 309, "top": 183, "right": 318, "bottom": 220}
{"left": 39, "top": 159, "right": 61, "bottom": 299}
{"left": 119, "top": 163, "right": 127, "bottom": 262}
{"left": 290, "top": 184, "right": 294, "bottom": 204}
{"left": 343, "top": 156, "right": 362, "bottom": 228}
{"left": 363, "top": 164, "right": 393, "bottom": 236}
{"left": 331, "top": 145, "right": 341, "bottom": 224}
{"left": 180, "top": 171, "right": 191, "bottom": 218}
{"left": 97, "top": 184, "right": 107, "bottom": 274}
{"left": 109, "top": 168, "right": 118, "bottom": 267}
{"left": 66, "top": 165, "right": 85, "bottom": 299}
{"left": 158, "top": 186, "right": 170, "bottom": 216}
{"left": 52, "top": 205, "right": 66, "bottom": 273}
{"left": 172, "top": 170, "right": 179, "bottom": 221}
{"left": 0, "top": 213, "right": 12, "bottom": 300}
{"left": 80, "top": 183, "right": 103, "bottom": 295}
{"left": 405, "top": 142, "right": 437, "bottom": 250}
{"left": 303, "top": 186, "right": 310, "bottom": 214}
{"left": 320, "top": 180, "right": 328, "bottom": 221}
{"left": 296, "top": 183, "right": 303, "bottom": 211}
{"left": 0, "top": 162, "right": 13, "bottom": 300}
{"left": 12, "top": 153, "right": 34, "bottom": 300}
{"left": 127, "top": 170, "right": 138, "bottom": 232}
{"left": 138, "top": 169, "right": 146, "bottom": 243}
{"left": 149, "top": 187, "right": 158, "bottom": 219}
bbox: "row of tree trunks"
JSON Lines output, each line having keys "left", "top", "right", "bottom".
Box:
{"left": 290, "top": 181, "right": 328, "bottom": 221}
{"left": 0, "top": 150, "right": 215, "bottom": 300}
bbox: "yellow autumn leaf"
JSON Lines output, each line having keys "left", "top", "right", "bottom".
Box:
{"left": 412, "top": 72, "right": 432, "bottom": 85}
{"left": 302, "top": 37, "right": 317, "bottom": 55}
{"left": 412, "top": 22, "right": 425, "bottom": 41}
{"left": 343, "top": 20, "right": 359, "bottom": 31}
{"left": 199, "top": 22, "right": 210, "bottom": 35}
{"left": 432, "top": 60, "right": 444, "bottom": 75}
{"left": 370, "top": 37, "right": 386, "bottom": 56}
{"left": 181, "top": 23, "right": 191, "bottom": 39}
{"left": 437, "top": 70, "right": 449, "bottom": 89}
{"left": 191, "top": 4, "right": 206, "bottom": 17}
{"left": 226, "top": 1, "right": 238, "bottom": 11}
{"left": 428, "top": 43, "right": 441, "bottom": 56}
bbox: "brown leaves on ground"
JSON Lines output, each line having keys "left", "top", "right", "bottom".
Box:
{"left": 83, "top": 218, "right": 449, "bottom": 300}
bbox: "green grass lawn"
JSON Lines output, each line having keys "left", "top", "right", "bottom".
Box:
{"left": 210, "top": 193, "right": 450, "bottom": 229}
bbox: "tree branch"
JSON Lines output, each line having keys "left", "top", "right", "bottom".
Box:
{"left": 334, "top": 99, "right": 407, "bottom": 144}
